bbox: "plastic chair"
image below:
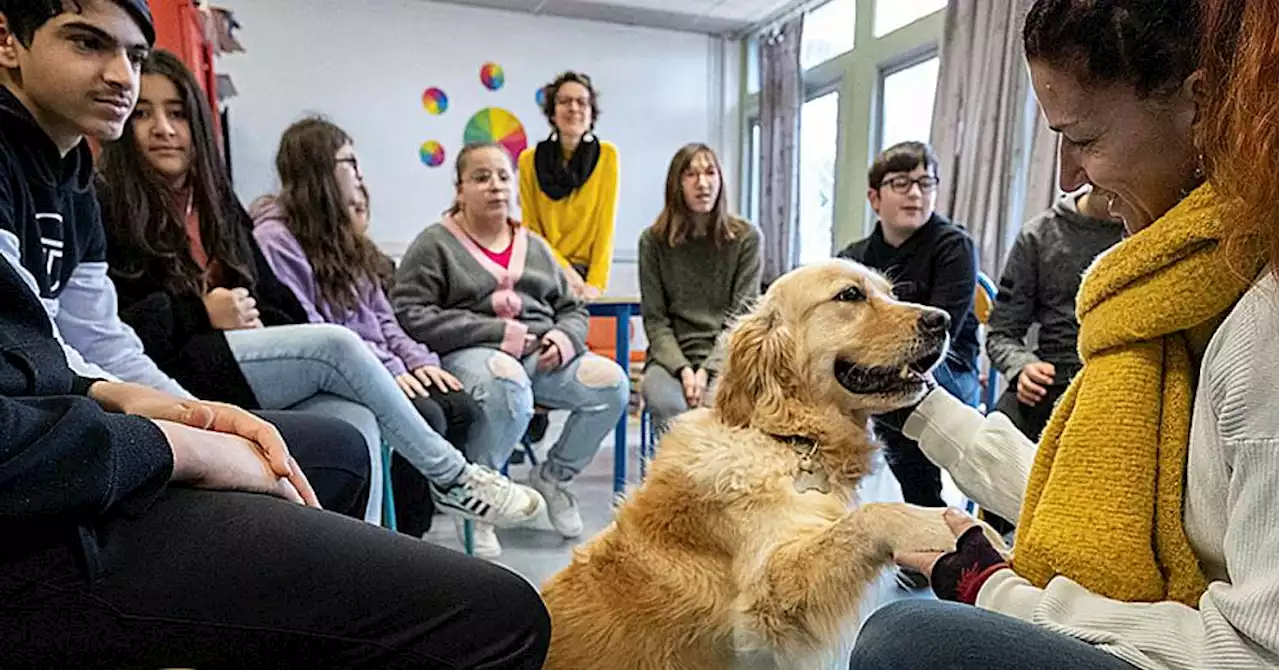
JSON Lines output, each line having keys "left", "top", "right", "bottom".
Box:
{"left": 974, "top": 272, "right": 1000, "bottom": 413}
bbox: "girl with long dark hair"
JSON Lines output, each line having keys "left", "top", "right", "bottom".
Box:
{"left": 97, "top": 50, "right": 542, "bottom": 532}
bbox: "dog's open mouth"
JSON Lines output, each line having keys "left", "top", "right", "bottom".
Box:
{"left": 834, "top": 347, "right": 945, "bottom": 395}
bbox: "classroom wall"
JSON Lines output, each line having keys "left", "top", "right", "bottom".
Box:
{"left": 216, "top": 0, "right": 736, "bottom": 298}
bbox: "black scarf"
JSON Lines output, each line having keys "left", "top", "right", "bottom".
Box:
{"left": 533, "top": 134, "right": 601, "bottom": 201}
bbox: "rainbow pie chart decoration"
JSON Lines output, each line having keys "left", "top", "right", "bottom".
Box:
{"left": 419, "top": 140, "right": 446, "bottom": 168}
{"left": 421, "top": 87, "right": 448, "bottom": 115}
{"left": 479, "top": 62, "right": 505, "bottom": 91}
{"left": 463, "top": 107, "right": 527, "bottom": 163}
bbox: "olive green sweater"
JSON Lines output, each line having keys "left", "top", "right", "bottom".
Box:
{"left": 638, "top": 223, "right": 761, "bottom": 375}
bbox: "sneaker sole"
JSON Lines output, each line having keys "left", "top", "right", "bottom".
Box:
{"left": 435, "top": 496, "right": 544, "bottom": 528}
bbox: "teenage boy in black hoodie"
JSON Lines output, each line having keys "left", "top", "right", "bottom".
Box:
{"left": 0, "top": 1, "right": 550, "bottom": 667}
{"left": 838, "top": 142, "right": 982, "bottom": 512}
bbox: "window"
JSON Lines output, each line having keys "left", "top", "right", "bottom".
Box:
{"left": 878, "top": 56, "right": 940, "bottom": 151}
{"left": 873, "top": 0, "right": 947, "bottom": 37}
{"left": 798, "top": 91, "right": 840, "bottom": 265}
{"left": 746, "top": 36, "right": 761, "bottom": 95}
{"left": 800, "top": 0, "right": 856, "bottom": 70}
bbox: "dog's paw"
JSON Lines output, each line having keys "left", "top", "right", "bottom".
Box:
{"left": 860, "top": 503, "right": 959, "bottom": 555}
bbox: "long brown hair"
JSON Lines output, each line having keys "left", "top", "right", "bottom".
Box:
{"left": 274, "top": 117, "right": 385, "bottom": 316}
{"left": 98, "top": 49, "right": 256, "bottom": 296}
{"left": 649, "top": 143, "right": 748, "bottom": 248}
{"left": 1198, "top": 0, "right": 1278, "bottom": 274}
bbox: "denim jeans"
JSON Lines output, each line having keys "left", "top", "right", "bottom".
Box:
{"left": 849, "top": 599, "right": 1138, "bottom": 670}
{"left": 225, "top": 324, "right": 468, "bottom": 488}
{"left": 640, "top": 365, "right": 692, "bottom": 433}
{"left": 441, "top": 347, "right": 629, "bottom": 481}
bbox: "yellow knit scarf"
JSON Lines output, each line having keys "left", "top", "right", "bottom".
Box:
{"left": 1011, "top": 184, "right": 1259, "bottom": 607}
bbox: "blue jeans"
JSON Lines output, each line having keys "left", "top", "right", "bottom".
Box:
{"left": 441, "top": 347, "right": 629, "bottom": 481}
{"left": 225, "top": 324, "right": 468, "bottom": 487}
{"left": 850, "top": 599, "right": 1138, "bottom": 669}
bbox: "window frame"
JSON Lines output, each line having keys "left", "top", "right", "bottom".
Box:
{"left": 739, "top": 0, "right": 945, "bottom": 249}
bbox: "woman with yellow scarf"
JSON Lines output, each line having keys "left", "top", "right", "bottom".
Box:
{"left": 850, "top": 1, "right": 1277, "bottom": 669}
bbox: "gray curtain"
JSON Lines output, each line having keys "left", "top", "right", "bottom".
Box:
{"left": 930, "top": 0, "right": 1059, "bottom": 277}
{"left": 757, "top": 17, "right": 803, "bottom": 285}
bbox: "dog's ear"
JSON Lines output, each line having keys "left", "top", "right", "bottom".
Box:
{"left": 713, "top": 303, "right": 796, "bottom": 428}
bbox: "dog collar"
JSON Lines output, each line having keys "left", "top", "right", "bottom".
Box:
{"left": 769, "top": 434, "right": 832, "bottom": 495}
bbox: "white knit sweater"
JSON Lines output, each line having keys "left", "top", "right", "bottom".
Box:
{"left": 902, "top": 275, "right": 1278, "bottom": 670}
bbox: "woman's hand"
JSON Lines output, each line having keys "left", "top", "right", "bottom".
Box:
{"left": 1017, "top": 362, "right": 1056, "bottom": 406}
{"left": 896, "top": 509, "right": 1007, "bottom": 604}
{"left": 537, "top": 338, "right": 563, "bottom": 372}
{"left": 681, "top": 367, "right": 708, "bottom": 408}
{"left": 89, "top": 382, "right": 317, "bottom": 506}
{"left": 204, "top": 287, "right": 262, "bottom": 330}
{"left": 412, "top": 365, "right": 464, "bottom": 392}
{"left": 158, "top": 419, "right": 318, "bottom": 507}
{"left": 582, "top": 285, "right": 602, "bottom": 300}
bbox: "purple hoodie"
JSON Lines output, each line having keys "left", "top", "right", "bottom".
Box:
{"left": 249, "top": 196, "right": 439, "bottom": 376}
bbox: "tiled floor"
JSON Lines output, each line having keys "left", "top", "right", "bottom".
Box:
{"left": 424, "top": 414, "right": 962, "bottom": 667}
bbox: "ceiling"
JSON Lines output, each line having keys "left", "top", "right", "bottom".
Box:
{"left": 432, "top": 0, "right": 801, "bottom": 35}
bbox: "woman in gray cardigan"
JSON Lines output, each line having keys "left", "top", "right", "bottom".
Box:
{"left": 638, "top": 143, "right": 761, "bottom": 433}
{"left": 392, "top": 143, "right": 629, "bottom": 558}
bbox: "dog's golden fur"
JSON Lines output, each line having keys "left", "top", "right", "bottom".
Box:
{"left": 541, "top": 260, "right": 984, "bottom": 669}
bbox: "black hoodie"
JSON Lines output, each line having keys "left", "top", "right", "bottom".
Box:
{"left": 0, "top": 90, "right": 174, "bottom": 570}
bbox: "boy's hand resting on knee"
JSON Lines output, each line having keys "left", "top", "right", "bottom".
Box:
{"left": 157, "top": 419, "right": 319, "bottom": 507}
{"left": 87, "top": 381, "right": 318, "bottom": 507}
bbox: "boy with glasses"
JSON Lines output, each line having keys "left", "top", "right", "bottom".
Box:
{"left": 838, "top": 142, "right": 982, "bottom": 563}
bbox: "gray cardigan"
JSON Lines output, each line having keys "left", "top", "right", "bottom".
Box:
{"left": 391, "top": 215, "right": 589, "bottom": 362}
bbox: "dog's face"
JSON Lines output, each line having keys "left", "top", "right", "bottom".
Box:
{"left": 715, "top": 259, "right": 950, "bottom": 428}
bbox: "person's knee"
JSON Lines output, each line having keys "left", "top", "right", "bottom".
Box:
{"left": 575, "top": 356, "right": 629, "bottom": 408}
{"left": 474, "top": 352, "right": 535, "bottom": 419}
{"left": 488, "top": 568, "right": 551, "bottom": 667}
{"left": 849, "top": 600, "right": 941, "bottom": 669}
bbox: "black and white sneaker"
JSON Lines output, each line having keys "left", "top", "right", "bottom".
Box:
{"left": 430, "top": 464, "right": 544, "bottom": 527}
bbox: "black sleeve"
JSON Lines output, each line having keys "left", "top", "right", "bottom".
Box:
{"left": 929, "top": 231, "right": 979, "bottom": 343}
{"left": 240, "top": 203, "right": 306, "bottom": 327}
{"left": 0, "top": 393, "right": 174, "bottom": 524}
{"left": 114, "top": 282, "right": 211, "bottom": 363}
{"left": 836, "top": 238, "right": 868, "bottom": 263}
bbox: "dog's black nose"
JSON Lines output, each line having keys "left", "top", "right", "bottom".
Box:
{"left": 918, "top": 310, "right": 950, "bottom": 335}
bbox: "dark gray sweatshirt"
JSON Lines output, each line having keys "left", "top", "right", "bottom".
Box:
{"left": 986, "top": 194, "right": 1124, "bottom": 385}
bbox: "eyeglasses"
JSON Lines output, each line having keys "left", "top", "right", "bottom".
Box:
{"left": 336, "top": 156, "right": 362, "bottom": 177}
{"left": 555, "top": 96, "right": 591, "bottom": 109}
{"left": 880, "top": 175, "right": 939, "bottom": 194}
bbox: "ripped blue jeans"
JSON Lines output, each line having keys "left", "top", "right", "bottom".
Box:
{"left": 440, "top": 347, "right": 629, "bottom": 481}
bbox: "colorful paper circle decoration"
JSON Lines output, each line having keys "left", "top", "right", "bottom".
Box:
{"left": 479, "top": 62, "right": 505, "bottom": 91}
{"left": 535, "top": 87, "right": 546, "bottom": 109}
{"left": 421, "top": 87, "right": 448, "bottom": 115}
{"left": 463, "top": 107, "right": 527, "bottom": 163}
{"left": 419, "top": 140, "right": 446, "bottom": 168}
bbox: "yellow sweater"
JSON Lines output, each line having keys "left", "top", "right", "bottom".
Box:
{"left": 518, "top": 141, "right": 619, "bottom": 290}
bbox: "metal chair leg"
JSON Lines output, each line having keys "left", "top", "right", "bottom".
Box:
{"left": 381, "top": 441, "right": 397, "bottom": 532}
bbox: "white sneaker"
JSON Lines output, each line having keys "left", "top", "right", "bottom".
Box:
{"left": 430, "top": 464, "right": 544, "bottom": 528}
{"left": 454, "top": 518, "right": 502, "bottom": 558}
{"left": 529, "top": 465, "right": 583, "bottom": 538}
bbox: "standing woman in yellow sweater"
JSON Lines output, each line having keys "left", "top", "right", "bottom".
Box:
{"left": 519, "top": 71, "right": 619, "bottom": 299}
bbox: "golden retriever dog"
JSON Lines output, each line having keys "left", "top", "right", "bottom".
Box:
{"left": 541, "top": 260, "right": 992, "bottom": 669}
